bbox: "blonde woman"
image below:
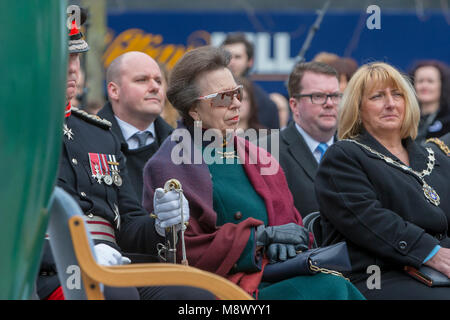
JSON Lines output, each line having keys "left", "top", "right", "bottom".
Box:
{"left": 315, "top": 62, "right": 450, "bottom": 299}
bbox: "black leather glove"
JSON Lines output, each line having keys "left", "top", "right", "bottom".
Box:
{"left": 267, "top": 242, "right": 309, "bottom": 264}
{"left": 256, "top": 223, "right": 309, "bottom": 247}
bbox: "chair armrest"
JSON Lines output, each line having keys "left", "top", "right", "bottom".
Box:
{"left": 69, "top": 216, "right": 253, "bottom": 300}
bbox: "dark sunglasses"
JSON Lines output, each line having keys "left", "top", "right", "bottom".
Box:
{"left": 197, "top": 85, "right": 243, "bottom": 108}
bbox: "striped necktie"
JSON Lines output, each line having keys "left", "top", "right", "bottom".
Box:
{"left": 316, "top": 142, "right": 328, "bottom": 161}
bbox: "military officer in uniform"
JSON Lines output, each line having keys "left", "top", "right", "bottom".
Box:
{"left": 37, "top": 8, "right": 213, "bottom": 300}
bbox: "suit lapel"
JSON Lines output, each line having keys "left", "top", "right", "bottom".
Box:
{"left": 154, "top": 116, "right": 173, "bottom": 145}
{"left": 282, "top": 122, "right": 318, "bottom": 180}
{"left": 98, "top": 102, "right": 127, "bottom": 146}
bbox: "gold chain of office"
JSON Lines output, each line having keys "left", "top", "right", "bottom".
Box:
{"left": 343, "top": 139, "right": 440, "bottom": 206}
{"left": 426, "top": 138, "right": 450, "bottom": 157}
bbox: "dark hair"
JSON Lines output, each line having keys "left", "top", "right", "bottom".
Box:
{"left": 328, "top": 57, "right": 358, "bottom": 82}
{"left": 409, "top": 60, "right": 450, "bottom": 117}
{"left": 288, "top": 61, "right": 338, "bottom": 98}
{"left": 166, "top": 46, "right": 231, "bottom": 126}
{"left": 221, "top": 32, "right": 254, "bottom": 61}
{"left": 235, "top": 76, "right": 266, "bottom": 130}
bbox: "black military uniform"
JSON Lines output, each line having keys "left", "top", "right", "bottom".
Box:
{"left": 59, "top": 107, "right": 163, "bottom": 253}
{"left": 37, "top": 106, "right": 163, "bottom": 299}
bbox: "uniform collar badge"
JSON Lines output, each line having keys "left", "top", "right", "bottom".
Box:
{"left": 63, "top": 123, "right": 74, "bottom": 140}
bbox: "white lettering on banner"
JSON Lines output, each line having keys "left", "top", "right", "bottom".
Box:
{"left": 211, "top": 32, "right": 296, "bottom": 74}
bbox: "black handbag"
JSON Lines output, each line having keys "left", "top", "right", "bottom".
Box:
{"left": 262, "top": 241, "right": 352, "bottom": 282}
{"left": 404, "top": 265, "right": 450, "bottom": 287}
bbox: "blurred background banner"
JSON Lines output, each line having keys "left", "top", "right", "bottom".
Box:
{"left": 102, "top": 8, "right": 450, "bottom": 95}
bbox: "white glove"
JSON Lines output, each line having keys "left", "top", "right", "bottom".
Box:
{"left": 153, "top": 188, "right": 190, "bottom": 237}
{"left": 94, "top": 243, "right": 131, "bottom": 266}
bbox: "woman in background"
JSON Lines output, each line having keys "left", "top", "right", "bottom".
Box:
{"left": 409, "top": 60, "right": 450, "bottom": 144}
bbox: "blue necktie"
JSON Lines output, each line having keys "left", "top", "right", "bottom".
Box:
{"left": 317, "top": 142, "right": 328, "bottom": 161}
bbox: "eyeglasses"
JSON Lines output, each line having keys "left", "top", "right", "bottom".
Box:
{"left": 293, "top": 92, "right": 342, "bottom": 105}
{"left": 197, "top": 85, "right": 243, "bottom": 108}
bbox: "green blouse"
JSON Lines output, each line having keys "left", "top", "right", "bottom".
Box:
{"left": 206, "top": 146, "right": 268, "bottom": 273}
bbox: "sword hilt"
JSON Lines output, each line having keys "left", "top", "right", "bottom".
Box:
{"left": 160, "top": 179, "right": 188, "bottom": 265}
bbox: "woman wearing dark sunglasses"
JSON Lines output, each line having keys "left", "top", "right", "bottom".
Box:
{"left": 141, "top": 46, "right": 364, "bottom": 300}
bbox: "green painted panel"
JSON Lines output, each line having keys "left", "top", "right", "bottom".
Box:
{"left": 0, "top": 0, "right": 67, "bottom": 299}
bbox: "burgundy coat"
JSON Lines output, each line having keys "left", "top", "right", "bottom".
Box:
{"left": 142, "top": 128, "right": 304, "bottom": 280}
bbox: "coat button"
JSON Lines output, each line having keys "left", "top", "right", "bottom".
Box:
{"left": 71, "top": 158, "right": 78, "bottom": 165}
{"left": 80, "top": 192, "right": 86, "bottom": 197}
{"left": 398, "top": 241, "right": 407, "bottom": 250}
{"left": 234, "top": 211, "right": 243, "bottom": 220}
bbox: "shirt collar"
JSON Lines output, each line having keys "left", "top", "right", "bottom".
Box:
{"left": 114, "top": 116, "right": 156, "bottom": 142}
{"left": 295, "top": 123, "right": 334, "bottom": 154}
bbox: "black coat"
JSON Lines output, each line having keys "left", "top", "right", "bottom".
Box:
{"left": 98, "top": 102, "right": 173, "bottom": 201}
{"left": 443, "top": 132, "right": 450, "bottom": 146}
{"left": 278, "top": 122, "right": 321, "bottom": 217}
{"left": 37, "top": 107, "right": 163, "bottom": 299}
{"left": 417, "top": 110, "right": 450, "bottom": 145}
{"left": 315, "top": 129, "right": 450, "bottom": 282}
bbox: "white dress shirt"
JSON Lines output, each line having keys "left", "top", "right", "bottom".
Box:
{"left": 295, "top": 123, "right": 334, "bottom": 163}
{"left": 114, "top": 116, "right": 156, "bottom": 150}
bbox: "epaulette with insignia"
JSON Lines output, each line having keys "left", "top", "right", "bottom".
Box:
{"left": 71, "top": 107, "right": 112, "bottom": 130}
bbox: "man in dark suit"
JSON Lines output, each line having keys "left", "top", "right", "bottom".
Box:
{"left": 98, "top": 51, "right": 173, "bottom": 201}
{"left": 277, "top": 62, "right": 341, "bottom": 218}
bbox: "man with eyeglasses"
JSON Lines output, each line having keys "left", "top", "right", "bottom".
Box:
{"left": 278, "top": 61, "right": 341, "bottom": 219}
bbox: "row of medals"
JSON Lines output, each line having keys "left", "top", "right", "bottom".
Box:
{"left": 93, "top": 164, "right": 122, "bottom": 187}
{"left": 63, "top": 124, "right": 123, "bottom": 187}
